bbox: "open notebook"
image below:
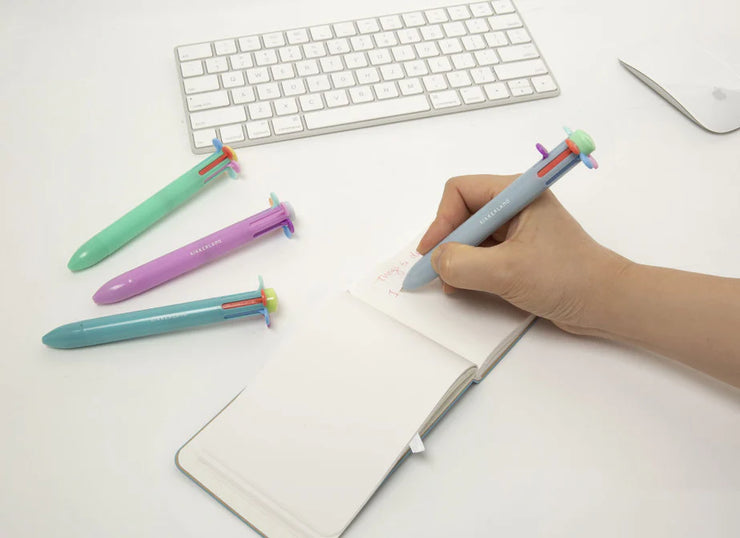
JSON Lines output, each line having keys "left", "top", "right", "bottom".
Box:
{"left": 176, "top": 241, "right": 535, "bottom": 538}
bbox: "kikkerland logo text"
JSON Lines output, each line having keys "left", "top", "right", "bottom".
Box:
{"left": 190, "top": 239, "right": 223, "bottom": 256}
{"left": 479, "top": 198, "right": 511, "bottom": 224}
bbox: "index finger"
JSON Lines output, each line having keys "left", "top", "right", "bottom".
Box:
{"left": 416, "top": 174, "right": 519, "bottom": 254}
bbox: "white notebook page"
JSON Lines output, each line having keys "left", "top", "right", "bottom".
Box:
{"left": 177, "top": 292, "right": 475, "bottom": 538}
{"left": 349, "top": 241, "right": 535, "bottom": 375}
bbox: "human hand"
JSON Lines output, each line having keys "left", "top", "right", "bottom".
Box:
{"left": 417, "top": 174, "right": 630, "bottom": 334}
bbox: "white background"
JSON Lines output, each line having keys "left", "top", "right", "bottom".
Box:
{"left": 1, "top": 0, "right": 739, "bottom": 536}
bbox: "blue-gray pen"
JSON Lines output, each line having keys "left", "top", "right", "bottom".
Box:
{"left": 402, "top": 128, "right": 597, "bottom": 291}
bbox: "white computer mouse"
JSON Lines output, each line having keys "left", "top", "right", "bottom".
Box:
{"left": 619, "top": 41, "right": 740, "bottom": 134}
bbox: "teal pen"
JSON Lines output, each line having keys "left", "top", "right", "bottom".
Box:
{"left": 67, "top": 139, "right": 240, "bottom": 272}
{"left": 42, "top": 278, "right": 277, "bottom": 349}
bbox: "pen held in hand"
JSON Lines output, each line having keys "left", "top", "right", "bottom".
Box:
{"left": 402, "top": 127, "right": 597, "bottom": 291}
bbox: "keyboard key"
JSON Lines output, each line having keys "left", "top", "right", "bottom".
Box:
{"left": 307, "top": 74, "right": 331, "bottom": 92}
{"left": 462, "top": 34, "right": 486, "bottom": 51}
{"left": 257, "top": 83, "right": 280, "bottom": 100}
{"left": 320, "top": 56, "right": 343, "bottom": 73}
{"left": 451, "top": 52, "right": 475, "bottom": 70}
{"left": 416, "top": 41, "right": 440, "bottom": 58}
{"left": 404, "top": 60, "right": 428, "bottom": 77}
{"left": 296, "top": 59, "right": 320, "bottom": 76}
{"left": 485, "top": 31, "right": 508, "bottom": 47}
{"left": 460, "top": 85, "right": 485, "bottom": 103}
{"left": 282, "top": 79, "right": 306, "bottom": 96}
{"left": 327, "top": 38, "right": 350, "bottom": 55}
{"left": 397, "top": 28, "right": 422, "bottom": 44}
{"left": 190, "top": 106, "right": 246, "bottom": 129}
{"left": 488, "top": 13, "right": 522, "bottom": 30}
{"left": 332, "top": 71, "right": 356, "bottom": 88}
{"left": 470, "top": 3, "right": 494, "bottom": 17}
{"left": 374, "top": 31, "right": 398, "bottom": 48}
{"left": 507, "top": 28, "right": 531, "bottom": 44}
{"left": 310, "top": 25, "right": 333, "bottom": 40}
{"left": 184, "top": 74, "right": 219, "bottom": 94}
{"left": 532, "top": 75, "right": 557, "bottom": 92}
{"left": 272, "top": 63, "right": 295, "bottom": 81}
{"left": 430, "top": 89, "right": 461, "bottom": 108}
{"left": 178, "top": 43, "right": 212, "bottom": 61}
{"left": 349, "top": 86, "right": 374, "bottom": 103}
{"left": 484, "top": 82, "right": 509, "bottom": 100}
{"left": 274, "top": 97, "right": 299, "bottom": 115}
{"left": 425, "top": 9, "right": 448, "bottom": 23}
{"left": 180, "top": 61, "right": 203, "bottom": 78}
{"left": 232, "top": 86, "right": 256, "bottom": 104}
{"left": 263, "top": 32, "right": 286, "bottom": 48}
{"left": 222, "top": 71, "right": 245, "bottom": 88}
{"left": 246, "top": 67, "right": 270, "bottom": 84}
{"left": 219, "top": 124, "right": 245, "bottom": 143}
{"left": 351, "top": 35, "right": 374, "bottom": 51}
{"left": 420, "top": 25, "right": 445, "bottom": 41}
{"left": 255, "top": 49, "right": 278, "bottom": 66}
{"left": 443, "top": 21, "right": 467, "bottom": 38}
{"left": 475, "top": 49, "right": 500, "bottom": 66}
{"left": 304, "top": 42, "right": 327, "bottom": 59}
{"left": 373, "top": 82, "right": 398, "bottom": 99}
{"left": 287, "top": 28, "right": 309, "bottom": 45}
{"left": 325, "top": 89, "right": 349, "bottom": 107}
{"left": 205, "top": 57, "right": 229, "bottom": 73}
{"left": 272, "top": 115, "right": 303, "bottom": 134}
{"left": 448, "top": 6, "right": 471, "bottom": 20}
{"left": 428, "top": 56, "right": 453, "bottom": 73}
{"left": 498, "top": 43, "right": 539, "bottom": 62}
{"left": 439, "top": 38, "right": 463, "bottom": 54}
{"left": 470, "top": 66, "right": 495, "bottom": 83}
{"left": 187, "top": 90, "right": 229, "bottom": 112}
{"left": 399, "top": 78, "right": 424, "bottom": 95}
{"left": 402, "top": 12, "right": 426, "bottom": 27}
{"left": 368, "top": 48, "right": 392, "bottom": 65}
{"left": 246, "top": 120, "right": 271, "bottom": 139}
{"left": 492, "top": 1, "right": 516, "bottom": 14}
{"left": 494, "top": 58, "right": 547, "bottom": 80}
{"left": 357, "top": 67, "right": 381, "bottom": 85}
{"left": 304, "top": 95, "right": 430, "bottom": 129}
{"left": 214, "top": 39, "right": 237, "bottom": 55}
{"left": 447, "top": 70, "right": 472, "bottom": 88}
{"left": 193, "top": 128, "right": 217, "bottom": 148}
{"left": 357, "top": 18, "right": 380, "bottom": 34}
{"left": 423, "top": 74, "right": 448, "bottom": 91}
{"left": 465, "top": 18, "right": 489, "bottom": 34}
{"left": 333, "top": 22, "right": 356, "bottom": 37}
{"left": 239, "top": 36, "right": 261, "bottom": 52}
{"left": 230, "top": 53, "right": 254, "bottom": 70}
{"left": 279, "top": 46, "right": 302, "bottom": 63}
{"left": 248, "top": 102, "right": 273, "bottom": 120}
{"left": 344, "top": 52, "right": 368, "bottom": 69}
{"left": 379, "top": 15, "right": 403, "bottom": 30}
{"left": 300, "top": 93, "right": 324, "bottom": 111}
{"left": 508, "top": 79, "right": 533, "bottom": 96}
{"left": 380, "top": 64, "right": 404, "bottom": 81}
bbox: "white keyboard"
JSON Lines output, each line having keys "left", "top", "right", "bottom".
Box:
{"left": 174, "top": 1, "right": 559, "bottom": 153}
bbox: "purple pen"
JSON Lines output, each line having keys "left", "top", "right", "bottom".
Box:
{"left": 93, "top": 193, "right": 294, "bottom": 304}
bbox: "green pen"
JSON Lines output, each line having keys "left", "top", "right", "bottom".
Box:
{"left": 67, "top": 139, "right": 240, "bottom": 272}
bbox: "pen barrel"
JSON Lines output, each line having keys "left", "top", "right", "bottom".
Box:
{"left": 78, "top": 290, "right": 263, "bottom": 346}
{"left": 93, "top": 167, "right": 217, "bottom": 256}
{"left": 443, "top": 141, "right": 579, "bottom": 247}
{"left": 97, "top": 203, "right": 292, "bottom": 303}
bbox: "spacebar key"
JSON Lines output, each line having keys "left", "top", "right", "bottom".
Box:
{"left": 304, "top": 95, "right": 430, "bottom": 130}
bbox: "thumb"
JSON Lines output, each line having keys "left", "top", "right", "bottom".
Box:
{"left": 431, "top": 242, "right": 517, "bottom": 296}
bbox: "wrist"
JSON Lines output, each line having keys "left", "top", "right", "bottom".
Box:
{"left": 564, "top": 247, "right": 635, "bottom": 338}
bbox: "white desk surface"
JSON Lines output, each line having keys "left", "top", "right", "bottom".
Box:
{"left": 2, "top": 0, "right": 739, "bottom": 536}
